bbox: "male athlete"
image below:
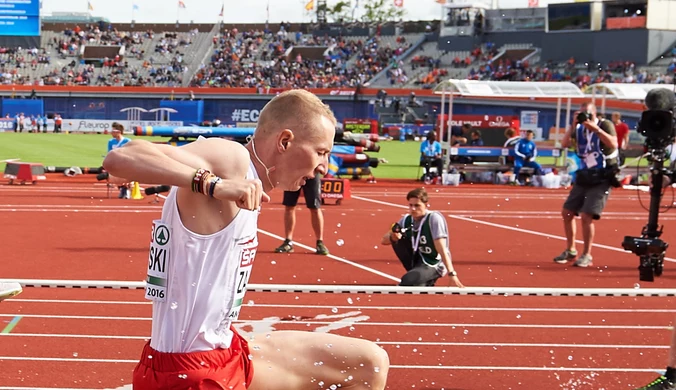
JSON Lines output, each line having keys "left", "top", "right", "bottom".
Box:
{"left": 380, "top": 187, "right": 464, "bottom": 288}
{"left": 103, "top": 89, "right": 389, "bottom": 390}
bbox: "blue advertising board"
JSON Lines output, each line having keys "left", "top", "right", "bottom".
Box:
{"left": 0, "top": 0, "right": 40, "bottom": 36}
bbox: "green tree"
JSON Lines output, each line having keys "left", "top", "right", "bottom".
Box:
{"left": 324, "top": 1, "right": 354, "bottom": 23}
{"left": 360, "top": 0, "right": 405, "bottom": 23}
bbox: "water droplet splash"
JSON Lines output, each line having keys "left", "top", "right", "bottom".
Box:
{"left": 170, "top": 302, "right": 178, "bottom": 310}
{"left": 336, "top": 239, "right": 344, "bottom": 246}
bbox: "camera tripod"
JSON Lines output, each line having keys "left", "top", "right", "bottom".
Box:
{"left": 622, "top": 153, "right": 670, "bottom": 281}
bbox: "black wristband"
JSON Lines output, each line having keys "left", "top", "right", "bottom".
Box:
{"left": 208, "top": 177, "right": 222, "bottom": 198}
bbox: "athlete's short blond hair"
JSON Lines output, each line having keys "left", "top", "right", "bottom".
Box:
{"left": 255, "top": 89, "right": 337, "bottom": 139}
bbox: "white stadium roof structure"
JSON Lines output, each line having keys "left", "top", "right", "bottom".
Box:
{"left": 432, "top": 79, "right": 586, "bottom": 150}
{"left": 587, "top": 82, "right": 676, "bottom": 114}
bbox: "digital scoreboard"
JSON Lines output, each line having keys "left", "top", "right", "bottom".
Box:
{"left": 0, "top": 0, "right": 41, "bottom": 36}
{"left": 320, "top": 178, "right": 351, "bottom": 205}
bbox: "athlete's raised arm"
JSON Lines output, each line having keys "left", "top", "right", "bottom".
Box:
{"left": 103, "top": 137, "right": 267, "bottom": 208}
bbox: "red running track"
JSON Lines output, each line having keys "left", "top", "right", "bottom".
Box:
{"left": 1, "top": 179, "right": 676, "bottom": 389}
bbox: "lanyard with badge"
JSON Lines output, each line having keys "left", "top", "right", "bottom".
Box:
{"left": 411, "top": 213, "right": 430, "bottom": 254}
{"left": 582, "top": 122, "right": 600, "bottom": 169}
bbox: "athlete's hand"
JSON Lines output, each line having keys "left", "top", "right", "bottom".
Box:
{"left": 448, "top": 275, "right": 465, "bottom": 288}
{"left": 214, "top": 178, "right": 270, "bottom": 210}
{"left": 390, "top": 232, "right": 402, "bottom": 242}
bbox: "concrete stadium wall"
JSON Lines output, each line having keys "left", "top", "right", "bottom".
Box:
{"left": 437, "top": 28, "right": 676, "bottom": 65}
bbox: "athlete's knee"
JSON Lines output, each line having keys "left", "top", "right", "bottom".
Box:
{"left": 580, "top": 212, "right": 595, "bottom": 224}
{"left": 399, "top": 272, "right": 421, "bottom": 286}
{"left": 561, "top": 208, "right": 575, "bottom": 221}
{"left": 360, "top": 341, "right": 390, "bottom": 389}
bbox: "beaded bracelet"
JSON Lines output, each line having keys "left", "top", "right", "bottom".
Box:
{"left": 192, "top": 169, "right": 223, "bottom": 198}
{"left": 192, "top": 168, "right": 213, "bottom": 195}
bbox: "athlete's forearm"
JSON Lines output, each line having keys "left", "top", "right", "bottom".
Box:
{"left": 103, "top": 139, "right": 202, "bottom": 187}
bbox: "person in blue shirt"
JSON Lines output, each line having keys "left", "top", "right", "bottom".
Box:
{"left": 469, "top": 130, "right": 484, "bottom": 146}
{"left": 420, "top": 130, "right": 443, "bottom": 181}
{"left": 107, "top": 122, "right": 131, "bottom": 152}
{"left": 107, "top": 122, "right": 132, "bottom": 198}
{"left": 514, "top": 130, "right": 543, "bottom": 182}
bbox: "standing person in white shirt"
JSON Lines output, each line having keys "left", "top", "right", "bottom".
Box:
{"left": 103, "top": 89, "right": 390, "bottom": 390}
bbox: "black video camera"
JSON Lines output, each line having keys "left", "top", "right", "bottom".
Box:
{"left": 576, "top": 111, "right": 593, "bottom": 124}
{"left": 638, "top": 109, "right": 676, "bottom": 150}
{"left": 96, "top": 172, "right": 109, "bottom": 181}
{"left": 391, "top": 222, "right": 408, "bottom": 234}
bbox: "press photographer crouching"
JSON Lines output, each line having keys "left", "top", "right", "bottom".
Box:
{"left": 553, "top": 102, "right": 620, "bottom": 268}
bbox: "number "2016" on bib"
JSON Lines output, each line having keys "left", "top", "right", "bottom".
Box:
{"left": 146, "top": 286, "right": 165, "bottom": 299}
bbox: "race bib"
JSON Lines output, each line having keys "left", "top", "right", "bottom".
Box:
{"left": 585, "top": 152, "right": 598, "bottom": 169}
{"left": 227, "top": 235, "right": 258, "bottom": 321}
{"left": 145, "top": 220, "right": 171, "bottom": 302}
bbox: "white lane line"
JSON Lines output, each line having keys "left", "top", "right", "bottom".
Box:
{"left": 0, "top": 333, "right": 668, "bottom": 350}
{"left": 0, "top": 313, "right": 670, "bottom": 329}
{"left": 0, "top": 358, "right": 662, "bottom": 374}
{"left": 11, "top": 299, "right": 676, "bottom": 313}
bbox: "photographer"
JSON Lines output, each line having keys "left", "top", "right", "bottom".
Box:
{"left": 380, "top": 187, "right": 464, "bottom": 288}
{"left": 553, "top": 102, "right": 619, "bottom": 268}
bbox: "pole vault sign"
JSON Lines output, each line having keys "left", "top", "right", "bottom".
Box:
{"left": 145, "top": 220, "right": 171, "bottom": 302}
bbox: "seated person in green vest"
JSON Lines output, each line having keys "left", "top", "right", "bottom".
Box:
{"left": 380, "top": 187, "right": 464, "bottom": 288}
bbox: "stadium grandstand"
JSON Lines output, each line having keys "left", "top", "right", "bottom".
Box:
{"left": 0, "top": 2, "right": 671, "bottom": 90}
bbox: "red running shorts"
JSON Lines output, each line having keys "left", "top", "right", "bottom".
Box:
{"left": 132, "top": 326, "right": 254, "bottom": 389}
